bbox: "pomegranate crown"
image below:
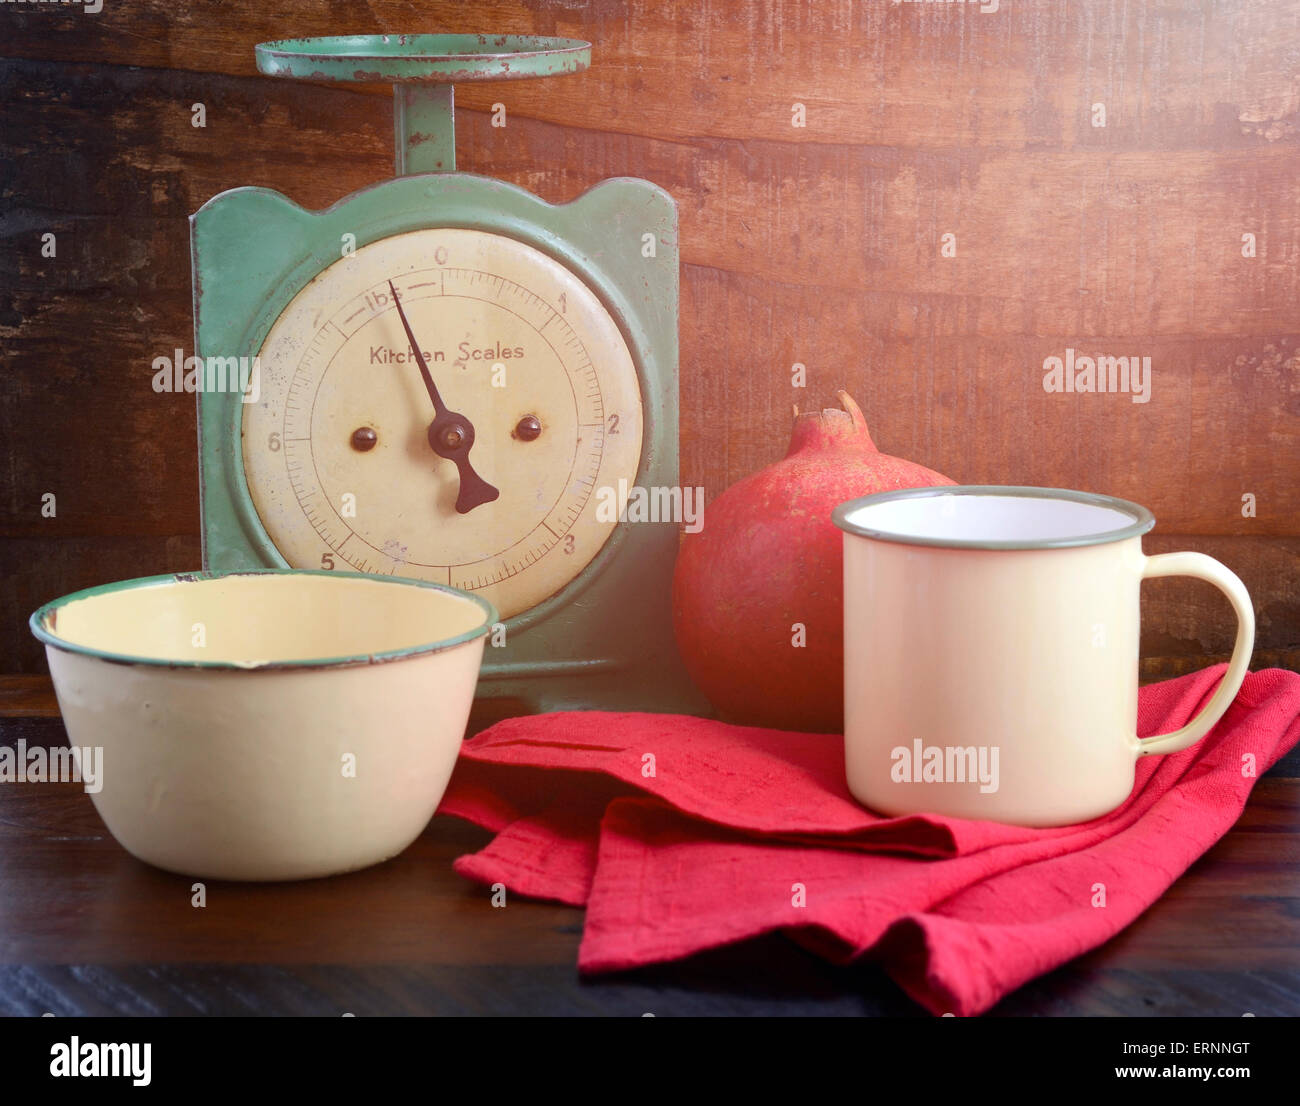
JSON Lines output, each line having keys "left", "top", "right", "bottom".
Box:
{"left": 788, "top": 390, "right": 877, "bottom": 455}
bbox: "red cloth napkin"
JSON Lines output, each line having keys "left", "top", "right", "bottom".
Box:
{"left": 437, "top": 666, "right": 1300, "bottom": 1015}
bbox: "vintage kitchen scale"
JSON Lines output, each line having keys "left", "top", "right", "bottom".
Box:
{"left": 193, "top": 35, "right": 699, "bottom": 713}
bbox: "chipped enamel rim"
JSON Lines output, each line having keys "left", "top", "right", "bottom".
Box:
{"left": 29, "top": 569, "right": 497, "bottom": 672}
{"left": 832, "top": 485, "right": 1156, "bottom": 551}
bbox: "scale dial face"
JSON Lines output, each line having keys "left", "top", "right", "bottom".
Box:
{"left": 242, "top": 228, "right": 644, "bottom": 620}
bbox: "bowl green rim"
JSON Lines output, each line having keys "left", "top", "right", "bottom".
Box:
{"left": 832, "top": 485, "right": 1156, "bottom": 551}
{"left": 29, "top": 569, "right": 498, "bottom": 672}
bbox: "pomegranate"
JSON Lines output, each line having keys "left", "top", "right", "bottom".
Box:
{"left": 672, "top": 391, "right": 956, "bottom": 733}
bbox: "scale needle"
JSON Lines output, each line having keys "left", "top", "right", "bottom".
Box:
{"left": 388, "top": 279, "right": 499, "bottom": 514}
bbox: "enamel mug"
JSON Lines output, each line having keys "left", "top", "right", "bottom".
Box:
{"left": 832, "top": 486, "right": 1255, "bottom": 827}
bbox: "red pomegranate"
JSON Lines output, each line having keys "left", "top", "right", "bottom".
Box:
{"left": 672, "top": 391, "right": 956, "bottom": 733}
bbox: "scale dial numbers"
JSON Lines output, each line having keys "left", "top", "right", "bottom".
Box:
{"left": 241, "top": 228, "right": 644, "bottom": 620}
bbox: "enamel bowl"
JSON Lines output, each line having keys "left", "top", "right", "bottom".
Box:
{"left": 30, "top": 570, "right": 495, "bottom": 881}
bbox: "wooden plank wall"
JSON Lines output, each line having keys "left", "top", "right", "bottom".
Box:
{"left": 1, "top": 0, "right": 1297, "bottom": 676}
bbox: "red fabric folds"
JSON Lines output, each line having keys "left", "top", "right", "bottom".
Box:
{"left": 438, "top": 667, "right": 1300, "bottom": 1015}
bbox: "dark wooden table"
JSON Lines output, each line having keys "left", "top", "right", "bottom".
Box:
{"left": 2, "top": 675, "right": 1297, "bottom": 1017}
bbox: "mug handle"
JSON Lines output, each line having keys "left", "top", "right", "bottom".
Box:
{"left": 1137, "top": 552, "right": 1255, "bottom": 756}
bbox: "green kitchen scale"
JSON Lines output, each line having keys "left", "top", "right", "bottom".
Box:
{"left": 192, "top": 35, "right": 699, "bottom": 713}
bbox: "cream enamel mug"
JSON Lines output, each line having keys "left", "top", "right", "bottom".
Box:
{"left": 30, "top": 570, "right": 495, "bottom": 880}
{"left": 832, "top": 486, "right": 1255, "bottom": 827}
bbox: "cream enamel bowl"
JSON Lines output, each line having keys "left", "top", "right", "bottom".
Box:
{"left": 30, "top": 570, "right": 495, "bottom": 881}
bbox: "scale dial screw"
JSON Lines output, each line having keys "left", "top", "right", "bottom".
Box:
{"left": 351, "top": 427, "right": 378, "bottom": 451}
{"left": 437, "top": 424, "right": 467, "bottom": 451}
{"left": 514, "top": 415, "right": 542, "bottom": 441}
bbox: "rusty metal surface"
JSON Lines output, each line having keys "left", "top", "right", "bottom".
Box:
{"left": 394, "top": 84, "right": 456, "bottom": 176}
{"left": 254, "top": 34, "right": 591, "bottom": 85}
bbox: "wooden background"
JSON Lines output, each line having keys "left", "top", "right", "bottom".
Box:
{"left": 1, "top": 0, "right": 1297, "bottom": 677}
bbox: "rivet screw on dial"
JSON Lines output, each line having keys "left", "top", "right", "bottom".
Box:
{"left": 514, "top": 415, "right": 542, "bottom": 441}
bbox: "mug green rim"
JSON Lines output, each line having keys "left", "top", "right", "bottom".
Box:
{"left": 831, "top": 485, "right": 1156, "bottom": 551}
{"left": 29, "top": 568, "right": 498, "bottom": 672}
